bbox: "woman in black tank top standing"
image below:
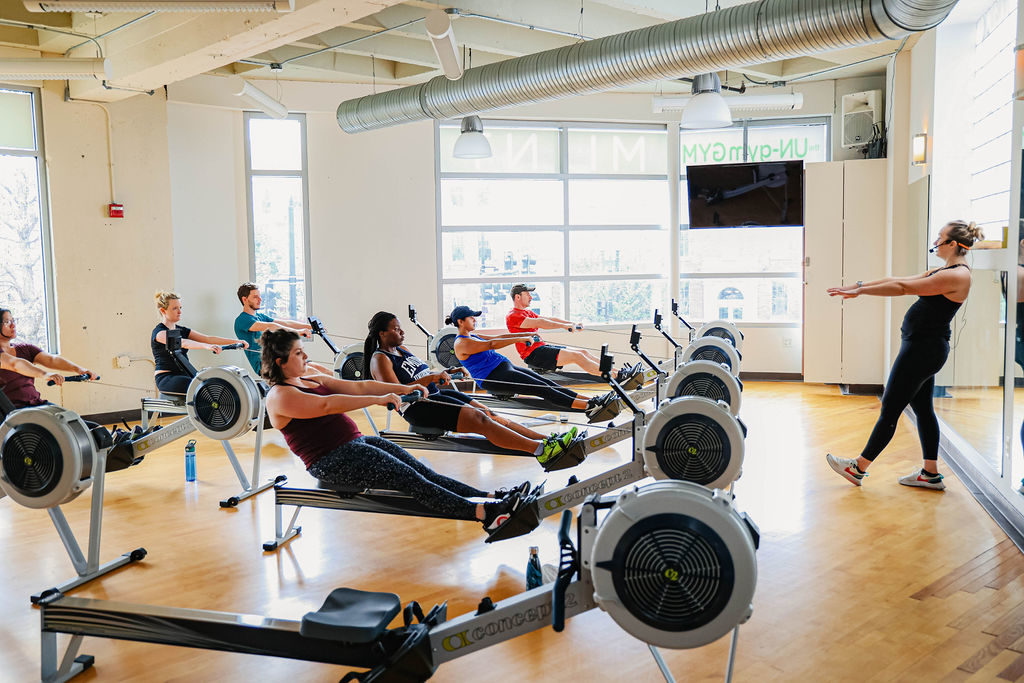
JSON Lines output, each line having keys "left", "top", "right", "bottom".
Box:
{"left": 826, "top": 219, "right": 983, "bottom": 490}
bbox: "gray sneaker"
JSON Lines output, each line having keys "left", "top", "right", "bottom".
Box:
{"left": 826, "top": 453, "right": 867, "bottom": 486}
{"left": 898, "top": 469, "right": 946, "bottom": 490}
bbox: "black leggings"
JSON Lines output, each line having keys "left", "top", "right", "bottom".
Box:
{"left": 155, "top": 372, "right": 190, "bottom": 395}
{"left": 480, "top": 360, "right": 580, "bottom": 409}
{"left": 307, "top": 435, "right": 488, "bottom": 520}
{"left": 861, "top": 339, "right": 949, "bottom": 463}
{"left": 403, "top": 389, "right": 473, "bottom": 432}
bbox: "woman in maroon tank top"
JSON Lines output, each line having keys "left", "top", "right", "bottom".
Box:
{"left": 261, "top": 329, "right": 528, "bottom": 533}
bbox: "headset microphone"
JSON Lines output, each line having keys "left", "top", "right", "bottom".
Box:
{"left": 928, "top": 245, "right": 938, "bottom": 253}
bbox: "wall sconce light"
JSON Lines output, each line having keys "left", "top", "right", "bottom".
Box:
{"left": 1016, "top": 44, "right": 1024, "bottom": 100}
{"left": 912, "top": 133, "right": 927, "bottom": 166}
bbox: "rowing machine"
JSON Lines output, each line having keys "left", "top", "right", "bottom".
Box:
{"left": 672, "top": 298, "right": 745, "bottom": 353}
{"left": 41, "top": 479, "right": 759, "bottom": 683}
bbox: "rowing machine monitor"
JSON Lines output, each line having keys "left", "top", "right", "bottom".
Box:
{"left": 601, "top": 346, "right": 642, "bottom": 416}
{"left": 671, "top": 298, "right": 695, "bottom": 331}
{"left": 165, "top": 329, "right": 200, "bottom": 378}
{"left": 308, "top": 316, "right": 340, "bottom": 355}
{"left": 653, "top": 310, "right": 682, "bottom": 349}
{"left": 47, "top": 373, "right": 99, "bottom": 386}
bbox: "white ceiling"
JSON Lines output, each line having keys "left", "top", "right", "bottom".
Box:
{"left": 0, "top": 0, "right": 901, "bottom": 102}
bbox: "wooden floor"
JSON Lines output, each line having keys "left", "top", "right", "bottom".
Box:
{"left": 2, "top": 382, "right": 1024, "bottom": 682}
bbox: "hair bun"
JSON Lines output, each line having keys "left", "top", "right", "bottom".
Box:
{"left": 444, "top": 316, "right": 453, "bottom": 325}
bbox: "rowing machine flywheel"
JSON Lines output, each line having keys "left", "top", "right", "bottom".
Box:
{"left": 0, "top": 405, "right": 95, "bottom": 509}
{"left": 695, "top": 320, "right": 744, "bottom": 352}
{"left": 665, "top": 360, "right": 742, "bottom": 416}
{"left": 430, "top": 326, "right": 461, "bottom": 369}
{"left": 643, "top": 396, "right": 744, "bottom": 489}
{"left": 590, "top": 481, "right": 757, "bottom": 649}
{"left": 334, "top": 344, "right": 365, "bottom": 381}
{"left": 186, "top": 366, "right": 262, "bottom": 440}
{"left": 680, "top": 337, "right": 741, "bottom": 375}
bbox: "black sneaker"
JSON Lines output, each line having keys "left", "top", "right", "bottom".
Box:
{"left": 585, "top": 391, "right": 619, "bottom": 420}
{"left": 482, "top": 491, "right": 523, "bottom": 532}
{"left": 494, "top": 480, "right": 531, "bottom": 500}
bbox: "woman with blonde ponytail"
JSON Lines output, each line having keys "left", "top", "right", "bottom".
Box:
{"left": 150, "top": 290, "right": 249, "bottom": 395}
{"left": 825, "top": 220, "right": 981, "bottom": 491}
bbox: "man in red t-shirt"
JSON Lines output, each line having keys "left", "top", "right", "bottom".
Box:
{"left": 505, "top": 284, "right": 641, "bottom": 383}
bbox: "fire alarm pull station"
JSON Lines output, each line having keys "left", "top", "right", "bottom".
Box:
{"left": 108, "top": 203, "right": 124, "bottom": 218}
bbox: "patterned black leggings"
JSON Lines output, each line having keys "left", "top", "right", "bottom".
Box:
{"left": 307, "top": 435, "right": 487, "bottom": 520}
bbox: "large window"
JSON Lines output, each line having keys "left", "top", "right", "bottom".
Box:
{"left": 438, "top": 122, "right": 668, "bottom": 327}
{"left": 244, "top": 113, "right": 311, "bottom": 320}
{"left": 679, "top": 117, "right": 829, "bottom": 324}
{"left": 0, "top": 87, "right": 55, "bottom": 349}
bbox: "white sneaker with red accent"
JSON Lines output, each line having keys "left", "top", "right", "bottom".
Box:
{"left": 898, "top": 469, "right": 946, "bottom": 490}
{"left": 826, "top": 453, "right": 867, "bottom": 486}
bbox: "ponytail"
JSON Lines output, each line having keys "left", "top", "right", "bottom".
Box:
{"left": 363, "top": 311, "right": 397, "bottom": 379}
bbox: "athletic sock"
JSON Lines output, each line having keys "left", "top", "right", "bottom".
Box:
{"left": 533, "top": 441, "right": 545, "bottom": 456}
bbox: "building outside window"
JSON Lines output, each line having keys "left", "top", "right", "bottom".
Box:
{"left": 243, "top": 112, "right": 311, "bottom": 320}
{"left": 0, "top": 86, "right": 55, "bottom": 350}
{"left": 438, "top": 122, "right": 668, "bottom": 328}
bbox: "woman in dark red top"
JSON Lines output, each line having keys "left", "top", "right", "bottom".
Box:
{"left": 0, "top": 307, "right": 98, "bottom": 408}
{"left": 261, "top": 329, "right": 526, "bottom": 533}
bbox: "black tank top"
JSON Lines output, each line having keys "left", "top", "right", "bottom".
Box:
{"left": 900, "top": 264, "right": 967, "bottom": 342}
{"left": 374, "top": 347, "right": 438, "bottom": 394}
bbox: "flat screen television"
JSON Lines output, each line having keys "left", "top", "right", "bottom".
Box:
{"left": 685, "top": 160, "right": 804, "bottom": 228}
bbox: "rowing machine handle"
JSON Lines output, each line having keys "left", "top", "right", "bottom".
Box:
{"left": 220, "top": 343, "right": 244, "bottom": 350}
{"left": 448, "top": 370, "right": 466, "bottom": 380}
{"left": 552, "top": 509, "right": 574, "bottom": 632}
{"left": 524, "top": 335, "right": 541, "bottom": 348}
{"left": 387, "top": 389, "right": 423, "bottom": 411}
{"left": 47, "top": 373, "right": 97, "bottom": 386}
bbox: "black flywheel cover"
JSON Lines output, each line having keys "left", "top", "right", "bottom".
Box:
{"left": 2, "top": 423, "right": 64, "bottom": 497}
{"left": 341, "top": 353, "right": 364, "bottom": 380}
{"left": 194, "top": 378, "right": 242, "bottom": 432}
{"left": 675, "top": 372, "right": 730, "bottom": 404}
{"left": 652, "top": 413, "right": 730, "bottom": 485}
{"left": 435, "top": 334, "right": 459, "bottom": 369}
{"left": 601, "top": 512, "right": 735, "bottom": 632}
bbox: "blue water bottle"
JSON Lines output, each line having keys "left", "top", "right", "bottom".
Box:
{"left": 526, "top": 546, "right": 543, "bottom": 590}
{"left": 185, "top": 439, "right": 197, "bottom": 482}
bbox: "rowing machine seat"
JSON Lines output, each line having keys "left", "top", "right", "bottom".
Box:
{"left": 409, "top": 424, "right": 446, "bottom": 437}
{"left": 157, "top": 393, "right": 186, "bottom": 404}
{"left": 300, "top": 588, "right": 401, "bottom": 643}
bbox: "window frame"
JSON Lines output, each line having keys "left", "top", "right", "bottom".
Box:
{"left": 435, "top": 119, "right": 670, "bottom": 329}
{"left": 678, "top": 114, "right": 831, "bottom": 328}
{"left": 0, "top": 85, "right": 57, "bottom": 351}
{"left": 242, "top": 111, "right": 313, "bottom": 320}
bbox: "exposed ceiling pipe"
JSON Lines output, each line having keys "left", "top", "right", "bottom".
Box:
{"left": 337, "top": 0, "right": 958, "bottom": 133}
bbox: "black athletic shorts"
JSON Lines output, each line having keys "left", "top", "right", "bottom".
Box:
{"left": 402, "top": 389, "right": 472, "bottom": 432}
{"left": 525, "top": 344, "right": 564, "bottom": 371}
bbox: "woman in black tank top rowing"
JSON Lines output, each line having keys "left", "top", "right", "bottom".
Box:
{"left": 364, "top": 312, "right": 582, "bottom": 467}
{"left": 826, "top": 219, "right": 983, "bottom": 491}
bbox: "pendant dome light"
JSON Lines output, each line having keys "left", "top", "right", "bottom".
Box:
{"left": 680, "top": 73, "right": 733, "bottom": 130}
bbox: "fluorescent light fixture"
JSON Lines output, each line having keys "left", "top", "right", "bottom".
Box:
{"left": 453, "top": 115, "right": 491, "bottom": 159}
{"left": 912, "top": 133, "right": 927, "bottom": 166}
{"left": 654, "top": 92, "right": 804, "bottom": 113}
{"left": 0, "top": 57, "right": 110, "bottom": 80}
{"left": 425, "top": 9, "right": 463, "bottom": 81}
{"left": 24, "top": 0, "right": 292, "bottom": 11}
{"left": 229, "top": 76, "right": 288, "bottom": 119}
{"left": 680, "top": 73, "right": 732, "bottom": 130}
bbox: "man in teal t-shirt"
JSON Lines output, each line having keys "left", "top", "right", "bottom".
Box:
{"left": 233, "top": 283, "right": 315, "bottom": 375}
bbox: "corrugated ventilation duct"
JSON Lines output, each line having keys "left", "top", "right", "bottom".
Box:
{"left": 337, "top": 0, "right": 958, "bottom": 133}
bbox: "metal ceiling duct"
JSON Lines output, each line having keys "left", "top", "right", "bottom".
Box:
{"left": 337, "top": 0, "right": 957, "bottom": 133}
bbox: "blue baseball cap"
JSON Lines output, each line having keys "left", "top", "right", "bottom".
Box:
{"left": 450, "top": 305, "right": 482, "bottom": 323}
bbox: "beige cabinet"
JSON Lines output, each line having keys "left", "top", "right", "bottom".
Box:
{"left": 804, "top": 159, "right": 888, "bottom": 384}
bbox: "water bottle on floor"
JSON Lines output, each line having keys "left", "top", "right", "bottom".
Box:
{"left": 526, "top": 546, "right": 543, "bottom": 590}
{"left": 185, "top": 439, "right": 197, "bottom": 482}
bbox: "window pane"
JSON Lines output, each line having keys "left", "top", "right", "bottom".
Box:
{"left": 443, "top": 281, "right": 564, "bottom": 329}
{"left": 568, "top": 128, "right": 667, "bottom": 174}
{"left": 0, "top": 90, "right": 35, "bottom": 150}
{"left": 440, "top": 179, "right": 563, "bottom": 226}
{"left": 680, "top": 226, "right": 803, "bottom": 273}
{"left": 569, "top": 279, "right": 667, "bottom": 325}
{"left": 439, "top": 125, "right": 560, "bottom": 174}
{"left": 251, "top": 176, "right": 305, "bottom": 320}
{"left": 248, "top": 118, "right": 301, "bottom": 170}
{"left": 568, "top": 179, "right": 668, "bottom": 225}
{"left": 442, "top": 231, "right": 563, "bottom": 278}
{"left": 570, "top": 229, "right": 667, "bottom": 275}
{"left": 0, "top": 155, "right": 49, "bottom": 346}
{"left": 678, "top": 277, "right": 802, "bottom": 323}
{"left": 746, "top": 124, "right": 828, "bottom": 163}
{"left": 680, "top": 128, "right": 745, "bottom": 168}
